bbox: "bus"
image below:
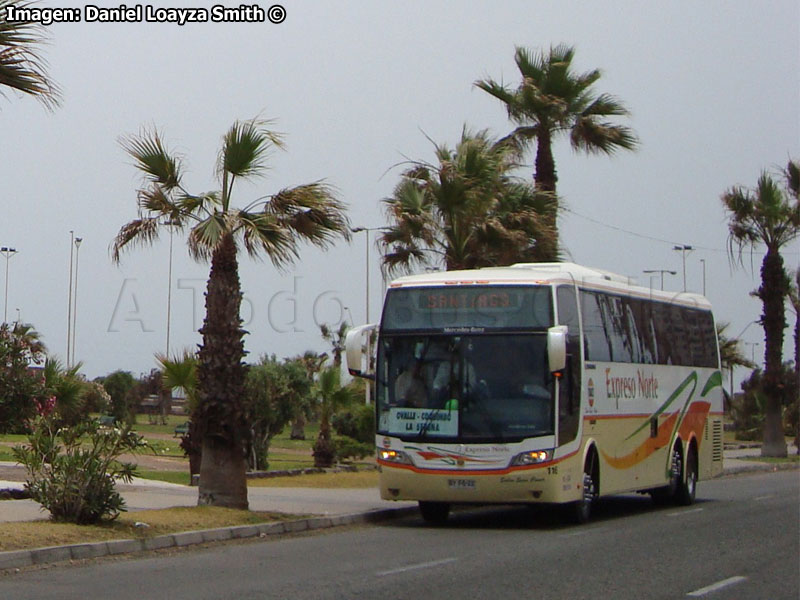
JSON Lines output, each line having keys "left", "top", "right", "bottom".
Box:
{"left": 345, "top": 262, "right": 724, "bottom": 524}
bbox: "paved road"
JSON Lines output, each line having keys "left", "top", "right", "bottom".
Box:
{"left": 1, "top": 470, "right": 797, "bottom": 600}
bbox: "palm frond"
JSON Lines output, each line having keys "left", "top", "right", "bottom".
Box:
{"left": 156, "top": 349, "right": 198, "bottom": 398}
{"left": 111, "top": 217, "right": 162, "bottom": 263}
{"left": 236, "top": 210, "right": 297, "bottom": 267}
{"left": 187, "top": 213, "right": 228, "bottom": 261}
{"left": 218, "top": 118, "right": 284, "bottom": 180}
{"left": 569, "top": 118, "right": 639, "bottom": 154}
{"left": 178, "top": 191, "right": 219, "bottom": 217}
{"left": 0, "top": 1, "right": 61, "bottom": 109}
{"left": 266, "top": 183, "right": 351, "bottom": 248}
{"left": 121, "top": 128, "right": 182, "bottom": 190}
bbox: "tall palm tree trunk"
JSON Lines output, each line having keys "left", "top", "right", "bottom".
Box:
{"left": 794, "top": 269, "right": 800, "bottom": 454}
{"left": 534, "top": 132, "right": 559, "bottom": 261}
{"left": 196, "top": 232, "right": 249, "bottom": 508}
{"left": 760, "top": 249, "right": 788, "bottom": 457}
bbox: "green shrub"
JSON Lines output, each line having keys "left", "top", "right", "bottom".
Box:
{"left": 12, "top": 416, "right": 148, "bottom": 524}
{"left": 332, "top": 402, "right": 374, "bottom": 444}
{"left": 333, "top": 435, "right": 373, "bottom": 462}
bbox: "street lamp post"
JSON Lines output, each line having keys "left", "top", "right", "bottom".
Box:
{"left": 1, "top": 246, "right": 18, "bottom": 323}
{"left": 71, "top": 237, "right": 82, "bottom": 366}
{"left": 67, "top": 232, "right": 74, "bottom": 365}
{"left": 700, "top": 258, "right": 706, "bottom": 296}
{"left": 351, "top": 226, "right": 383, "bottom": 323}
{"left": 643, "top": 268, "right": 676, "bottom": 290}
{"left": 673, "top": 245, "right": 693, "bottom": 292}
{"left": 744, "top": 341, "right": 760, "bottom": 365}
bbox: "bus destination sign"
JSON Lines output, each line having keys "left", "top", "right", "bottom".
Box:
{"left": 419, "top": 290, "right": 519, "bottom": 311}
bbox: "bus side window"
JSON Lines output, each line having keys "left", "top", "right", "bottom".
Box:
{"left": 581, "top": 291, "right": 612, "bottom": 362}
{"left": 557, "top": 285, "right": 581, "bottom": 445}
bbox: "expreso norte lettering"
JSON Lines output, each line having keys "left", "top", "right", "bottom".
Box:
{"left": 605, "top": 368, "right": 659, "bottom": 400}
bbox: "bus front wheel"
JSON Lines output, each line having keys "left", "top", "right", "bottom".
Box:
{"left": 419, "top": 501, "right": 450, "bottom": 524}
{"left": 572, "top": 452, "right": 598, "bottom": 524}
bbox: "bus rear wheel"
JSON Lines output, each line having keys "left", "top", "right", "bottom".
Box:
{"left": 676, "top": 447, "right": 697, "bottom": 506}
{"left": 651, "top": 446, "right": 681, "bottom": 505}
{"left": 419, "top": 501, "right": 450, "bottom": 524}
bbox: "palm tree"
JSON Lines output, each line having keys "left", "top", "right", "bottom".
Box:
{"left": 312, "top": 366, "right": 357, "bottom": 468}
{"left": 475, "top": 44, "right": 637, "bottom": 257}
{"left": 0, "top": 1, "right": 60, "bottom": 108}
{"left": 717, "top": 322, "right": 756, "bottom": 373}
{"left": 156, "top": 350, "right": 199, "bottom": 476}
{"left": 722, "top": 161, "right": 800, "bottom": 457}
{"left": 320, "top": 322, "right": 349, "bottom": 367}
{"left": 113, "top": 118, "right": 351, "bottom": 508}
{"left": 788, "top": 269, "right": 800, "bottom": 453}
{"left": 42, "top": 357, "right": 86, "bottom": 426}
{"left": 380, "top": 128, "right": 556, "bottom": 274}
{"left": 289, "top": 350, "right": 327, "bottom": 440}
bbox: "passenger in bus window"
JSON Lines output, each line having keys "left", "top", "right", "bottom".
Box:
{"left": 394, "top": 360, "right": 427, "bottom": 407}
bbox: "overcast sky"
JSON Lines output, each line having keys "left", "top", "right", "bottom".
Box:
{"left": 1, "top": 0, "right": 798, "bottom": 387}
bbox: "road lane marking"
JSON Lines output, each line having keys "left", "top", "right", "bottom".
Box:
{"left": 666, "top": 508, "right": 704, "bottom": 517}
{"left": 754, "top": 495, "right": 774, "bottom": 501}
{"left": 376, "top": 558, "right": 458, "bottom": 577}
{"left": 560, "top": 527, "right": 607, "bottom": 538}
{"left": 687, "top": 575, "right": 747, "bottom": 597}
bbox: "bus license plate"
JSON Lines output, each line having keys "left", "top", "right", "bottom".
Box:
{"left": 448, "top": 479, "right": 476, "bottom": 490}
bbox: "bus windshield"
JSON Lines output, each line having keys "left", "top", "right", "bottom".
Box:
{"left": 376, "top": 334, "right": 554, "bottom": 442}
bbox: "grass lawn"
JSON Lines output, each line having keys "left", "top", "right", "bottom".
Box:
{"left": 0, "top": 506, "right": 306, "bottom": 553}
{"left": 136, "top": 470, "right": 193, "bottom": 486}
{"left": 135, "top": 469, "right": 379, "bottom": 488}
{"left": 749, "top": 455, "right": 800, "bottom": 464}
{"left": 247, "top": 470, "right": 378, "bottom": 488}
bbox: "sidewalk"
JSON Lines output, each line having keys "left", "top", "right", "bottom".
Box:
{"left": 0, "top": 445, "right": 797, "bottom": 570}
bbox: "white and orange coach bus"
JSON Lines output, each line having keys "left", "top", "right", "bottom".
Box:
{"left": 345, "top": 262, "right": 724, "bottom": 524}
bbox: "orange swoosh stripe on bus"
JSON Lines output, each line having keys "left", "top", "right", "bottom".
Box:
{"left": 678, "top": 401, "right": 711, "bottom": 443}
{"left": 600, "top": 411, "right": 679, "bottom": 469}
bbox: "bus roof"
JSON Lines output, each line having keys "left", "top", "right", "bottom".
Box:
{"left": 387, "top": 262, "right": 712, "bottom": 310}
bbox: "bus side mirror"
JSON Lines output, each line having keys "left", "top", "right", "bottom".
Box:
{"left": 547, "top": 326, "right": 568, "bottom": 373}
{"left": 345, "top": 324, "right": 377, "bottom": 379}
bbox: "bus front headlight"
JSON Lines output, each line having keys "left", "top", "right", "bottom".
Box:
{"left": 378, "top": 449, "right": 412, "bottom": 465}
{"left": 510, "top": 450, "right": 551, "bottom": 466}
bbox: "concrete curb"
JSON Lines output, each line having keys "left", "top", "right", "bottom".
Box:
{"left": 0, "top": 506, "right": 419, "bottom": 572}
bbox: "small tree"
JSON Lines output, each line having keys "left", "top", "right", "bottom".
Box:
{"left": 244, "top": 356, "right": 310, "bottom": 471}
{"left": 313, "top": 367, "right": 358, "bottom": 468}
{"left": 100, "top": 370, "right": 136, "bottom": 423}
{"left": 157, "top": 350, "right": 199, "bottom": 476}
{"left": 733, "top": 365, "right": 798, "bottom": 441}
{"left": 42, "top": 358, "right": 87, "bottom": 427}
{"left": 0, "top": 322, "right": 47, "bottom": 433}
{"left": 289, "top": 350, "right": 326, "bottom": 440}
